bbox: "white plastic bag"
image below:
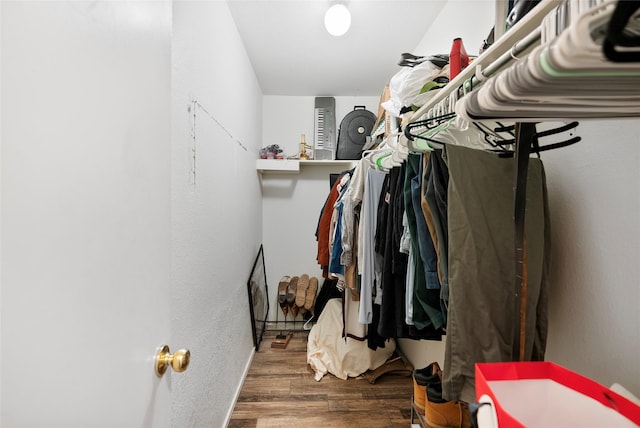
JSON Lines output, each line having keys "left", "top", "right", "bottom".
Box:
{"left": 385, "top": 60, "right": 443, "bottom": 116}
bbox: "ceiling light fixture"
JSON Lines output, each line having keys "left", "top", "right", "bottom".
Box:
{"left": 324, "top": 3, "right": 351, "bottom": 37}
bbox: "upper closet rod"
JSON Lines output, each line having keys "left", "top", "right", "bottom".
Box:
{"left": 408, "top": 0, "right": 559, "bottom": 123}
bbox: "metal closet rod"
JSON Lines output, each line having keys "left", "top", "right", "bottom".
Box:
{"left": 467, "top": 27, "right": 542, "bottom": 93}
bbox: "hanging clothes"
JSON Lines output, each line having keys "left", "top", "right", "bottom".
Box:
{"left": 442, "top": 144, "right": 550, "bottom": 403}
{"left": 358, "top": 166, "right": 387, "bottom": 324}
{"left": 375, "top": 164, "right": 413, "bottom": 339}
{"left": 423, "top": 149, "right": 450, "bottom": 311}
{"left": 317, "top": 170, "right": 352, "bottom": 278}
{"left": 404, "top": 153, "right": 445, "bottom": 331}
{"left": 328, "top": 177, "right": 351, "bottom": 280}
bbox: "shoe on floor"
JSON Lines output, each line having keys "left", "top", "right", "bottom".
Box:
{"left": 278, "top": 276, "right": 291, "bottom": 304}
{"left": 304, "top": 276, "right": 319, "bottom": 310}
{"left": 417, "top": 361, "right": 470, "bottom": 428}
{"left": 413, "top": 374, "right": 426, "bottom": 414}
{"left": 424, "top": 400, "right": 471, "bottom": 428}
{"left": 295, "top": 274, "right": 309, "bottom": 307}
{"left": 415, "top": 362, "right": 442, "bottom": 388}
{"left": 413, "top": 362, "right": 441, "bottom": 414}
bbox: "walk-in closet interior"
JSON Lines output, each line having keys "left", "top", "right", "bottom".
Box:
{"left": 1, "top": 0, "right": 639, "bottom": 427}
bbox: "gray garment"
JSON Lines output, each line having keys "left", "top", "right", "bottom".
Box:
{"left": 359, "top": 167, "right": 387, "bottom": 323}
{"left": 405, "top": 243, "right": 416, "bottom": 325}
{"left": 443, "top": 144, "right": 550, "bottom": 403}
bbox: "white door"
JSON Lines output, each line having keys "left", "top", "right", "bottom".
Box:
{"left": 2, "top": 1, "right": 174, "bottom": 426}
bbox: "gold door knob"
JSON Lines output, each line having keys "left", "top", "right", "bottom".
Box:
{"left": 154, "top": 345, "right": 191, "bottom": 377}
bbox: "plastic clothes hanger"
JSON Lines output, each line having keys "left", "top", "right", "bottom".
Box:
{"left": 376, "top": 132, "right": 405, "bottom": 169}
{"left": 374, "top": 151, "right": 393, "bottom": 171}
{"left": 392, "top": 133, "right": 410, "bottom": 164}
{"left": 455, "top": 0, "right": 640, "bottom": 122}
{"left": 472, "top": 122, "right": 515, "bottom": 153}
{"left": 405, "top": 117, "right": 452, "bottom": 151}
{"left": 495, "top": 121, "right": 582, "bottom": 158}
{"left": 360, "top": 133, "right": 394, "bottom": 172}
{"left": 603, "top": 1, "right": 640, "bottom": 62}
{"left": 405, "top": 92, "right": 459, "bottom": 151}
{"left": 375, "top": 131, "right": 406, "bottom": 168}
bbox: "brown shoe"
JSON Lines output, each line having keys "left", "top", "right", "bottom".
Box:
{"left": 304, "top": 276, "right": 319, "bottom": 310}
{"left": 289, "top": 301, "right": 299, "bottom": 318}
{"left": 414, "top": 362, "right": 441, "bottom": 416}
{"left": 296, "top": 274, "right": 309, "bottom": 307}
{"left": 461, "top": 401, "right": 471, "bottom": 428}
{"left": 424, "top": 400, "right": 470, "bottom": 428}
{"left": 279, "top": 301, "right": 289, "bottom": 317}
{"left": 278, "top": 276, "right": 290, "bottom": 304}
{"left": 416, "top": 362, "right": 470, "bottom": 428}
{"left": 413, "top": 375, "right": 426, "bottom": 414}
{"left": 286, "top": 276, "right": 298, "bottom": 304}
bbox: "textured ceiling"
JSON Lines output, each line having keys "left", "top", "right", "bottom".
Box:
{"left": 227, "top": 0, "right": 447, "bottom": 96}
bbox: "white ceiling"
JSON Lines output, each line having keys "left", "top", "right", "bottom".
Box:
{"left": 227, "top": 0, "right": 447, "bottom": 96}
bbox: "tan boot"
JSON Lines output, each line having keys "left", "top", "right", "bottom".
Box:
{"left": 277, "top": 276, "right": 291, "bottom": 317}
{"left": 286, "top": 276, "right": 298, "bottom": 305}
{"left": 289, "top": 301, "right": 299, "bottom": 318}
{"left": 278, "top": 276, "right": 290, "bottom": 302}
{"left": 421, "top": 361, "right": 471, "bottom": 428}
{"left": 414, "top": 363, "right": 441, "bottom": 416}
{"left": 296, "top": 274, "right": 309, "bottom": 307}
{"left": 413, "top": 375, "right": 426, "bottom": 414}
{"left": 424, "top": 400, "right": 470, "bottom": 428}
{"left": 304, "top": 277, "right": 319, "bottom": 311}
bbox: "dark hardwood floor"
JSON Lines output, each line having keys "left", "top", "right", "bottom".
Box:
{"left": 228, "top": 331, "right": 415, "bottom": 427}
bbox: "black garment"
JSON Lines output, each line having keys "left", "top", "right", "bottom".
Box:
{"left": 377, "top": 166, "right": 410, "bottom": 339}
{"left": 367, "top": 303, "right": 387, "bottom": 351}
{"left": 313, "top": 278, "right": 342, "bottom": 319}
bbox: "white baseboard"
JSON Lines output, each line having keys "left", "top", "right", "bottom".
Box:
{"left": 223, "top": 346, "right": 256, "bottom": 427}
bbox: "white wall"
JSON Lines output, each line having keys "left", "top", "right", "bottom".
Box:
{"left": 261, "top": 96, "right": 378, "bottom": 323}
{"left": 543, "top": 120, "right": 640, "bottom": 395}
{"left": 412, "top": 0, "right": 495, "bottom": 57}
{"left": 171, "top": 2, "right": 264, "bottom": 426}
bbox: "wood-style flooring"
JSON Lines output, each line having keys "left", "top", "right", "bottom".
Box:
{"left": 228, "top": 331, "right": 415, "bottom": 428}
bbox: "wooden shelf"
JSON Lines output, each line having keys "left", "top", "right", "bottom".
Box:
{"left": 256, "top": 159, "right": 355, "bottom": 174}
